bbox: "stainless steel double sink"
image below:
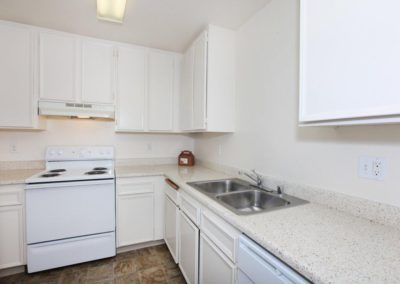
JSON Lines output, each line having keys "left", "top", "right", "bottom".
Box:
{"left": 187, "top": 178, "right": 308, "bottom": 215}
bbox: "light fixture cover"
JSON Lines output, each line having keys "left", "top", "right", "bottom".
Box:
{"left": 97, "top": 0, "right": 127, "bottom": 23}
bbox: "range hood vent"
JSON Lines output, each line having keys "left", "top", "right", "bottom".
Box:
{"left": 39, "top": 101, "right": 115, "bottom": 119}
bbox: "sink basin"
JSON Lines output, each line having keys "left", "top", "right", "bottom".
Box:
{"left": 216, "top": 190, "right": 290, "bottom": 214}
{"left": 187, "top": 178, "right": 252, "bottom": 195}
{"left": 187, "top": 178, "right": 308, "bottom": 215}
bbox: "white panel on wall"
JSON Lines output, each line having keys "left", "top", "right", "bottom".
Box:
{"left": 300, "top": 0, "right": 400, "bottom": 122}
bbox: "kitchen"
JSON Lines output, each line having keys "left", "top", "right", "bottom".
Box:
{"left": 1, "top": 0, "right": 400, "bottom": 283}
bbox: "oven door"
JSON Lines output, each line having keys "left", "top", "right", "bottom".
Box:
{"left": 26, "top": 179, "right": 115, "bottom": 244}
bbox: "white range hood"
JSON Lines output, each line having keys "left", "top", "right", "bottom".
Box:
{"left": 39, "top": 101, "right": 115, "bottom": 119}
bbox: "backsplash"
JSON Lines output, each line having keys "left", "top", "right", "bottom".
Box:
{"left": 0, "top": 118, "right": 194, "bottom": 161}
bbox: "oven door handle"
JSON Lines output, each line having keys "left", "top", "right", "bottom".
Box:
{"left": 25, "top": 179, "right": 115, "bottom": 189}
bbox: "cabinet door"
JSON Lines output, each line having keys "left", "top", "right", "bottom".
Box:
{"left": 199, "top": 233, "right": 235, "bottom": 284}
{"left": 179, "top": 211, "right": 199, "bottom": 284}
{"left": 147, "top": 50, "right": 174, "bottom": 131}
{"left": 82, "top": 40, "right": 114, "bottom": 104}
{"left": 0, "top": 206, "right": 25, "bottom": 269}
{"left": 164, "top": 195, "right": 179, "bottom": 263}
{"left": 39, "top": 32, "right": 77, "bottom": 102}
{"left": 117, "top": 193, "right": 154, "bottom": 247}
{"left": 180, "top": 46, "right": 194, "bottom": 130}
{"left": 0, "top": 23, "right": 34, "bottom": 128}
{"left": 192, "top": 31, "right": 208, "bottom": 130}
{"left": 115, "top": 46, "right": 146, "bottom": 131}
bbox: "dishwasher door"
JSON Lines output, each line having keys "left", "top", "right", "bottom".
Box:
{"left": 237, "top": 235, "right": 309, "bottom": 284}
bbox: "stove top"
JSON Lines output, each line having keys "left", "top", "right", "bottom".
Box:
{"left": 26, "top": 146, "right": 115, "bottom": 184}
{"left": 26, "top": 167, "right": 115, "bottom": 184}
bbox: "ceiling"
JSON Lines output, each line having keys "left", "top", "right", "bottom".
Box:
{"left": 0, "top": 0, "right": 270, "bottom": 52}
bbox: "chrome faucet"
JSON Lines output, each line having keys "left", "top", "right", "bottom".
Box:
{"left": 239, "top": 169, "right": 283, "bottom": 195}
{"left": 238, "top": 169, "right": 263, "bottom": 187}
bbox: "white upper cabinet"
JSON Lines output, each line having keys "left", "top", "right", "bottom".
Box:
{"left": 115, "top": 47, "right": 180, "bottom": 133}
{"left": 115, "top": 46, "right": 146, "bottom": 131}
{"left": 81, "top": 40, "right": 115, "bottom": 104}
{"left": 180, "top": 25, "right": 236, "bottom": 132}
{"left": 38, "top": 30, "right": 115, "bottom": 106}
{"left": 192, "top": 32, "right": 208, "bottom": 130}
{"left": 299, "top": 0, "right": 400, "bottom": 126}
{"left": 180, "top": 46, "right": 194, "bottom": 131}
{"left": 147, "top": 50, "right": 175, "bottom": 131}
{"left": 39, "top": 32, "right": 77, "bottom": 102}
{"left": 0, "top": 21, "right": 44, "bottom": 130}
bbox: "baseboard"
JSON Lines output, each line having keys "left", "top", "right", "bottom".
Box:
{"left": 117, "top": 239, "right": 165, "bottom": 254}
{"left": 0, "top": 265, "right": 25, "bottom": 278}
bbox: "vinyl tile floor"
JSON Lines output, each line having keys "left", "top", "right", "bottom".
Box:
{"left": 0, "top": 245, "right": 186, "bottom": 284}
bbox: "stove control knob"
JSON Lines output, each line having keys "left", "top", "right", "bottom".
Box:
{"left": 57, "top": 150, "right": 63, "bottom": 156}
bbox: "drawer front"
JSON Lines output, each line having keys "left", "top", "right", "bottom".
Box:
{"left": 0, "top": 185, "right": 24, "bottom": 207}
{"left": 27, "top": 232, "right": 116, "bottom": 273}
{"left": 164, "top": 179, "right": 179, "bottom": 205}
{"left": 180, "top": 193, "right": 201, "bottom": 226}
{"left": 201, "top": 209, "right": 240, "bottom": 262}
{"left": 117, "top": 177, "right": 156, "bottom": 195}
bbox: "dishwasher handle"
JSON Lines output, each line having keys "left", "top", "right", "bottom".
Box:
{"left": 165, "top": 178, "right": 179, "bottom": 190}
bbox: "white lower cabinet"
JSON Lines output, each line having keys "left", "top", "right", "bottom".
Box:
{"left": 199, "top": 233, "right": 236, "bottom": 284}
{"left": 164, "top": 195, "right": 179, "bottom": 263}
{"left": 116, "top": 176, "right": 164, "bottom": 248}
{"left": 179, "top": 211, "right": 199, "bottom": 284}
{"left": 0, "top": 185, "right": 25, "bottom": 269}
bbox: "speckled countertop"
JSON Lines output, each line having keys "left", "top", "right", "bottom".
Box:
{"left": 1, "top": 164, "right": 399, "bottom": 283}
{"left": 117, "top": 165, "right": 400, "bottom": 284}
{"left": 0, "top": 169, "right": 42, "bottom": 185}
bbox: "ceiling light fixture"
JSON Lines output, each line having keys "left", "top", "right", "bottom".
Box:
{"left": 97, "top": 0, "right": 127, "bottom": 24}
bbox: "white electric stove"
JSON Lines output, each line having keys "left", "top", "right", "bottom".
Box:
{"left": 25, "top": 146, "right": 116, "bottom": 273}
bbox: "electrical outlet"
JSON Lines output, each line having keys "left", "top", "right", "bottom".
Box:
{"left": 146, "top": 143, "right": 152, "bottom": 152}
{"left": 372, "top": 158, "right": 385, "bottom": 181}
{"left": 358, "top": 156, "right": 386, "bottom": 181}
{"left": 9, "top": 143, "right": 17, "bottom": 154}
{"left": 218, "top": 144, "right": 222, "bottom": 156}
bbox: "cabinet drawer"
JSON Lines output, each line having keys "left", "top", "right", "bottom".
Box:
{"left": 117, "top": 177, "right": 155, "bottom": 195}
{"left": 164, "top": 178, "right": 179, "bottom": 205}
{"left": 0, "top": 185, "right": 24, "bottom": 207}
{"left": 180, "top": 193, "right": 201, "bottom": 226}
{"left": 200, "top": 209, "right": 240, "bottom": 262}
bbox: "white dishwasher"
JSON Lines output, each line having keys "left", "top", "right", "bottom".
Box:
{"left": 238, "top": 235, "right": 310, "bottom": 284}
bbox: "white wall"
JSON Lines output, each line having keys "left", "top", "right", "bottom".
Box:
{"left": 0, "top": 118, "right": 194, "bottom": 161}
{"left": 194, "top": 0, "right": 400, "bottom": 207}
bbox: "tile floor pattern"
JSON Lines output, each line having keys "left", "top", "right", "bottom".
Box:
{"left": 0, "top": 245, "right": 186, "bottom": 284}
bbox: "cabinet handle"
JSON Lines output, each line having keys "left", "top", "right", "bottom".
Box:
{"left": 165, "top": 178, "right": 179, "bottom": 190}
